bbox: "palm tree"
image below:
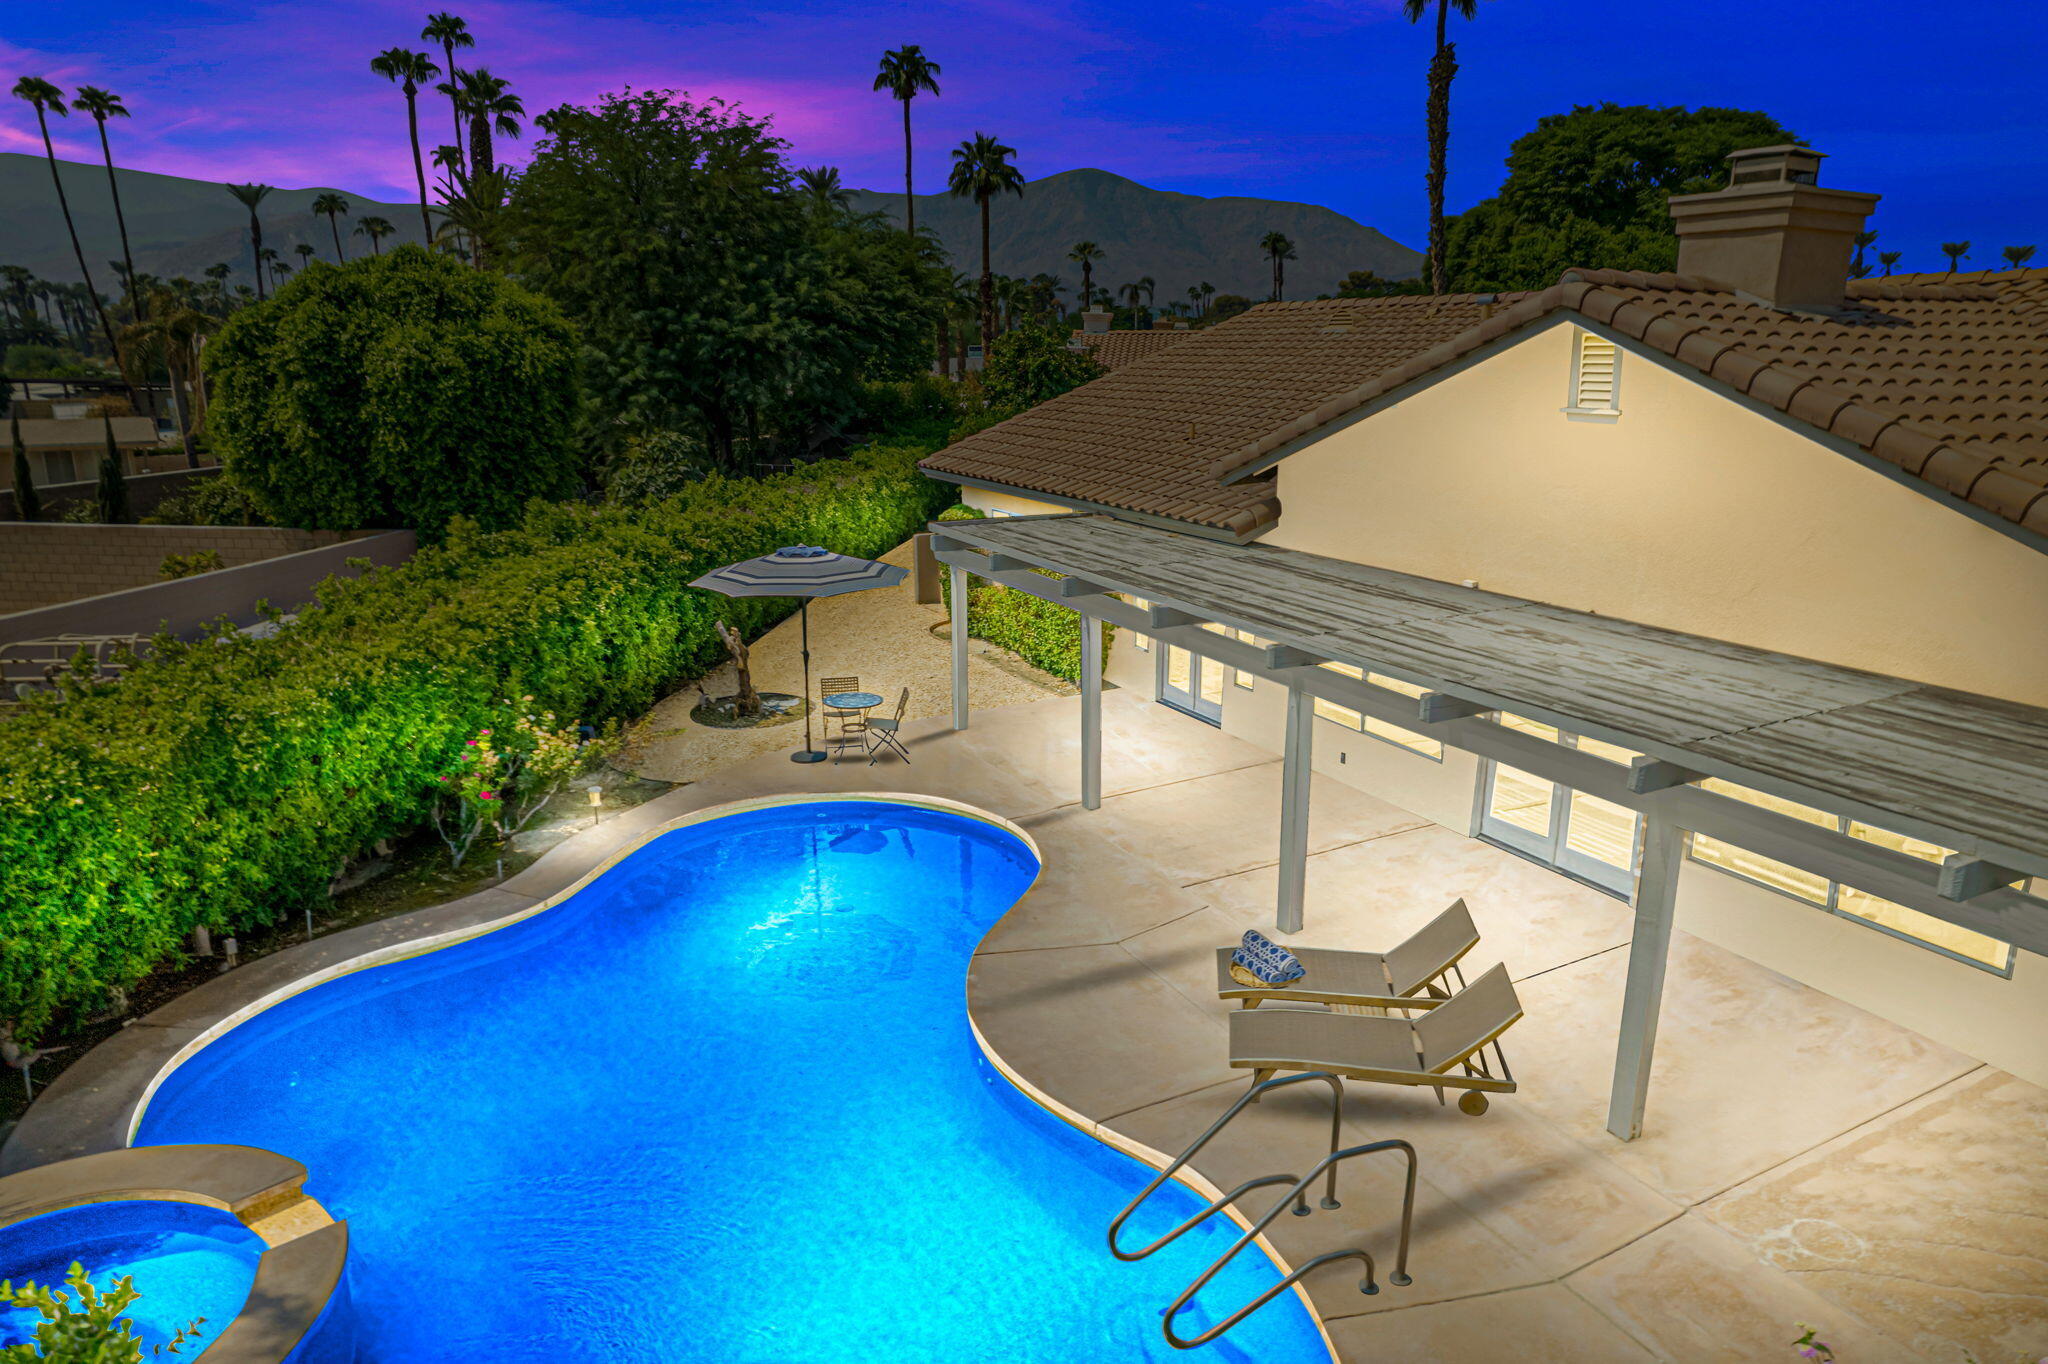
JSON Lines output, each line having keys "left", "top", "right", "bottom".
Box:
{"left": 1067, "top": 241, "right": 1103, "bottom": 312}
{"left": 873, "top": 46, "right": 942, "bottom": 236}
{"left": 1261, "top": 231, "right": 1297, "bottom": 300}
{"left": 354, "top": 215, "right": 396, "bottom": 256}
{"left": 225, "top": 183, "right": 274, "bottom": 298}
{"left": 2002, "top": 244, "right": 2037, "bottom": 270}
{"left": 294, "top": 243, "right": 317, "bottom": 272}
{"left": 1878, "top": 250, "right": 1901, "bottom": 277}
{"left": 69, "top": 87, "right": 140, "bottom": 325}
{"left": 1198, "top": 280, "right": 1215, "bottom": 317}
{"left": 371, "top": 48, "right": 440, "bottom": 241}
{"left": 433, "top": 164, "right": 512, "bottom": 270}
{"left": 1137, "top": 275, "right": 1156, "bottom": 322}
{"left": 121, "top": 284, "right": 214, "bottom": 467}
{"left": 312, "top": 193, "right": 350, "bottom": 261}
{"left": 1851, "top": 229, "right": 1878, "bottom": 278}
{"left": 796, "top": 166, "right": 855, "bottom": 217}
{"left": 1117, "top": 280, "right": 1145, "bottom": 321}
{"left": 421, "top": 12, "right": 474, "bottom": 173}
{"left": 1941, "top": 241, "right": 1971, "bottom": 272}
{"left": 947, "top": 132, "right": 1025, "bottom": 352}
{"left": 1403, "top": 0, "right": 1480, "bottom": 293}
{"left": 447, "top": 67, "right": 523, "bottom": 177}
{"left": 12, "top": 78, "right": 129, "bottom": 383}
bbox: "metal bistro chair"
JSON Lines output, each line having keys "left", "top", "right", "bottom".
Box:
{"left": 865, "top": 687, "right": 911, "bottom": 765}
{"left": 819, "top": 676, "right": 866, "bottom": 758}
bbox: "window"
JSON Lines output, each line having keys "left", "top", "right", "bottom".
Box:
{"left": 1314, "top": 663, "right": 1442, "bottom": 759}
{"left": 1567, "top": 329, "right": 1620, "bottom": 414}
{"left": 1124, "top": 595, "right": 1150, "bottom": 651}
{"left": 41, "top": 451, "right": 76, "bottom": 484}
{"left": 1689, "top": 779, "right": 2012, "bottom": 972}
{"left": 1231, "top": 629, "right": 1264, "bottom": 689}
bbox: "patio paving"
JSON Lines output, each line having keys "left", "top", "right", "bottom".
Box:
{"left": 657, "top": 689, "right": 2041, "bottom": 1362}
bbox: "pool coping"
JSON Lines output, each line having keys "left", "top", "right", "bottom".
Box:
{"left": 2, "top": 785, "right": 1336, "bottom": 1361}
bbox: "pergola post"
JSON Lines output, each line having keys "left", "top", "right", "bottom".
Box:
{"left": 1606, "top": 813, "right": 1685, "bottom": 1141}
{"left": 1080, "top": 614, "right": 1103, "bottom": 810}
{"left": 1276, "top": 685, "right": 1315, "bottom": 934}
{"left": 949, "top": 563, "right": 969, "bottom": 731}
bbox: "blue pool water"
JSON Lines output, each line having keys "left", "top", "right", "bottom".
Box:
{"left": 0, "top": 1199, "right": 261, "bottom": 1355}
{"left": 136, "top": 800, "right": 1329, "bottom": 1362}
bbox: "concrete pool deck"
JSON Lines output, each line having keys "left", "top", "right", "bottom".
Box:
{"left": 7, "top": 691, "right": 2043, "bottom": 1360}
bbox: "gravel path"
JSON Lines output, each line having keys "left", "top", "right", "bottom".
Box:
{"left": 622, "top": 538, "right": 1075, "bottom": 782}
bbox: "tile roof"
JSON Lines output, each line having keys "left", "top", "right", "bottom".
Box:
{"left": 924, "top": 296, "right": 1525, "bottom": 537}
{"left": 1071, "top": 329, "right": 1193, "bottom": 371}
{"left": 920, "top": 268, "right": 2048, "bottom": 542}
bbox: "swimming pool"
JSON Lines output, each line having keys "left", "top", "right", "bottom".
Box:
{"left": 0, "top": 1199, "right": 262, "bottom": 1354}
{"left": 134, "top": 798, "right": 1330, "bottom": 1361}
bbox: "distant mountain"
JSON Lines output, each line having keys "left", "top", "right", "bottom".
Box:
{"left": 1, "top": 155, "right": 1418, "bottom": 302}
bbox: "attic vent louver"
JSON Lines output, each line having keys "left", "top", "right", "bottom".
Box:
{"left": 1569, "top": 330, "right": 1620, "bottom": 414}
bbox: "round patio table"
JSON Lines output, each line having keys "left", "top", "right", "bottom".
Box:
{"left": 822, "top": 691, "right": 882, "bottom": 761}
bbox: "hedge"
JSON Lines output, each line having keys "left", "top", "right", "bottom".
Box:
{"left": 937, "top": 506, "right": 1115, "bottom": 684}
{"left": 0, "top": 445, "right": 952, "bottom": 1037}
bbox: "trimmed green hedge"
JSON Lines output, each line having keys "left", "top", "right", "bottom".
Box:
{"left": 937, "top": 506, "right": 1114, "bottom": 684}
{"left": 0, "top": 445, "right": 951, "bottom": 1037}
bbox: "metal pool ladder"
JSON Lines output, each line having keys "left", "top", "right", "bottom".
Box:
{"left": 1106, "top": 1071, "right": 1418, "bottom": 1350}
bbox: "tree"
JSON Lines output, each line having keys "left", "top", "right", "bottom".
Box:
{"left": 1877, "top": 250, "right": 1902, "bottom": 277}
{"left": 1260, "top": 231, "right": 1297, "bottom": 300}
{"left": 371, "top": 48, "right": 440, "bottom": 242}
{"left": 1851, "top": 229, "right": 1878, "bottom": 278}
{"left": 1066, "top": 241, "right": 1103, "bottom": 313}
{"left": 873, "top": 46, "right": 942, "bottom": 237}
{"left": 224, "top": 183, "right": 274, "bottom": 298}
{"left": 796, "top": 165, "right": 855, "bottom": 217}
{"left": 123, "top": 284, "right": 214, "bottom": 466}
{"left": 1443, "top": 103, "right": 1797, "bottom": 291}
{"left": 1208, "top": 292, "right": 1252, "bottom": 323}
{"left": 1197, "top": 280, "right": 1215, "bottom": 315}
{"left": 294, "top": 243, "right": 317, "bottom": 271}
{"left": 1941, "top": 241, "right": 1971, "bottom": 272}
{"left": 434, "top": 164, "right": 512, "bottom": 270}
{"left": 354, "top": 215, "right": 396, "bottom": 255}
{"left": 947, "top": 132, "right": 1025, "bottom": 353}
{"left": 12, "top": 78, "right": 130, "bottom": 386}
{"left": 312, "top": 192, "right": 351, "bottom": 260}
{"left": 980, "top": 324, "right": 1104, "bottom": 410}
{"left": 1403, "top": 0, "right": 1481, "bottom": 294}
{"left": 10, "top": 408, "right": 38, "bottom": 521}
{"left": 448, "top": 67, "right": 523, "bottom": 177}
{"left": 505, "top": 90, "right": 945, "bottom": 470}
{"left": 70, "top": 86, "right": 141, "bottom": 326}
{"left": 206, "top": 245, "right": 579, "bottom": 534}
{"left": 96, "top": 412, "right": 130, "bottom": 523}
{"left": 1337, "top": 268, "right": 1429, "bottom": 297}
{"left": 2002, "top": 244, "right": 2037, "bottom": 270}
{"left": 421, "top": 12, "right": 475, "bottom": 174}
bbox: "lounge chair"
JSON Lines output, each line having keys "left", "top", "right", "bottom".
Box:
{"left": 1214, "top": 899, "right": 1479, "bottom": 1012}
{"left": 1228, "top": 962, "right": 1522, "bottom": 1115}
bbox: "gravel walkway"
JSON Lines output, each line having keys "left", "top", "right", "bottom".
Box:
{"left": 622, "top": 538, "right": 1076, "bottom": 782}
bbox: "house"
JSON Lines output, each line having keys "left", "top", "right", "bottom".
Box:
{"left": 5, "top": 400, "right": 164, "bottom": 488}
{"left": 920, "top": 144, "right": 2048, "bottom": 1118}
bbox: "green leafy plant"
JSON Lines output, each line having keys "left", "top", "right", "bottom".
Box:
{"left": 156, "top": 550, "right": 225, "bottom": 580}
{"left": 432, "top": 701, "right": 609, "bottom": 867}
{"left": 139, "top": 476, "right": 271, "bottom": 528}
{"left": 0, "top": 1262, "right": 205, "bottom": 1362}
{"left": 935, "top": 505, "right": 1112, "bottom": 683}
{"left": 0, "top": 444, "right": 952, "bottom": 1038}
{"left": 978, "top": 325, "right": 1103, "bottom": 412}
{"left": 204, "top": 245, "right": 579, "bottom": 537}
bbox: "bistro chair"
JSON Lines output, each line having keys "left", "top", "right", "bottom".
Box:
{"left": 865, "top": 687, "right": 912, "bottom": 765}
{"left": 819, "top": 676, "right": 865, "bottom": 757}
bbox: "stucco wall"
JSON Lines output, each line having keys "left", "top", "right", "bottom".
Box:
{"left": 957, "top": 486, "right": 1077, "bottom": 519}
{"left": 1265, "top": 319, "right": 2048, "bottom": 709}
{"left": 1256, "top": 318, "right": 2048, "bottom": 1086}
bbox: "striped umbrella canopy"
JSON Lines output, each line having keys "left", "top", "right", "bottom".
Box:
{"left": 689, "top": 546, "right": 908, "bottom": 763}
{"left": 688, "top": 545, "right": 906, "bottom": 598}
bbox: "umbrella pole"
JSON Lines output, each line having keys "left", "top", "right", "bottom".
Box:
{"left": 792, "top": 598, "right": 825, "bottom": 763}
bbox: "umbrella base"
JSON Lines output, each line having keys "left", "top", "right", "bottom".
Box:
{"left": 790, "top": 749, "right": 828, "bottom": 764}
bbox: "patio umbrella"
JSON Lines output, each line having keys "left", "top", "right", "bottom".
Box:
{"left": 689, "top": 545, "right": 907, "bottom": 763}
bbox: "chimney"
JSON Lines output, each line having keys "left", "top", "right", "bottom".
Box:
{"left": 1667, "top": 146, "right": 1878, "bottom": 311}
{"left": 1080, "top": 310, "right": 1112, "bottom": 334}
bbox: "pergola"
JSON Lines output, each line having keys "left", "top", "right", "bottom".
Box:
{"left": 931, "top": 513, "right": 2048, "bottom": 1142}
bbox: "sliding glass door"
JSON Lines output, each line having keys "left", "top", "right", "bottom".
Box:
{"left": 1158, "top": 641, "right": 1224, "bottom": 724}
{"left": 1477, "top": 716, "right": 1642, "bottom": 895}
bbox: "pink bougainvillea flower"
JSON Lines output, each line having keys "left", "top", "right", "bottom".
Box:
{"left": 480, "top": 791, "right": 496, "bottom": 800}
{"left": 466, "top": 739, "right": 477, "bottom": 746}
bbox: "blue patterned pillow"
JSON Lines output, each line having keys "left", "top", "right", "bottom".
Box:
{"left": 1229, "top": 929, "right": 1305, "bottom": 988}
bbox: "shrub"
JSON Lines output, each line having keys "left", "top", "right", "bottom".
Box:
{"left": 602, "top": 429, "right": 719, "bottom": 506}
{"left": 978, "top": 325, "right": 1103, "bottom": 411}
{"left": 142, "top": 475, "right": 272, "bottom": 527}
{"left": 158, "top": 550, "right": 226, "bottom": 580}
{"left": 205, "top": 246, "right": 580, "bottom": 537}
{"left": 936, "top": 505, "right": 1112, "bottom": 683}
{"left": 0, "top": 445, "right": 953, "bottom": 1037}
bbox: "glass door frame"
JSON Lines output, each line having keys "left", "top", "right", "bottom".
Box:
{"left": 1475, "top": 728, "right": 1643, "bottom": 897}
{"left": 1156, "top": 638, "right": 1225, "bottom": 725}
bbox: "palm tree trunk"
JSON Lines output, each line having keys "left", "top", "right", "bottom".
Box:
{"left": 1423, "top": 0, "right": 1456, "bottom": 294}
{"left": 443, "top": 42, "right": 464, "bottom": 173}
{"left": 33, "top": 109, "right": 132, "bottom": 394}
{"left": 328, "top": 212, "right": 345, "bottom": 262}
{"left": 249, "top": 213, "right": 266, "bottom": 300}
{"left": 471, "top": 113, "right": 492, "bottom": 179}
{"left": 901, "top": 98, "right": 915, "bottom": 236}
{"left": 406, "top": 89, "right": 433, "bottom": 243}
{"left": 978, "top": 196, "right": 994, "bottom": 353}
{"left": 93, "top": 117, "right": 140, "bottom": 328}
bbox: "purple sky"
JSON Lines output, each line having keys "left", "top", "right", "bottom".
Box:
{"left": 9, "top": 0, "right": 2044, "bottom": 271}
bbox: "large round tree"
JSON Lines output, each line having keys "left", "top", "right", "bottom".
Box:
{"left": 205, "top": 246, "right": 579, "bottom": 534}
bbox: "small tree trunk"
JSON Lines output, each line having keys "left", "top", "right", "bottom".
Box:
{"left": 715, "top": 618, "right": 761, "bottom": 717}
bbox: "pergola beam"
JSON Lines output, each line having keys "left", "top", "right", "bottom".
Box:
{"left": 929, "top": 539, "right": 2048, "bottom": 956}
